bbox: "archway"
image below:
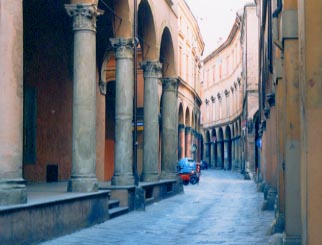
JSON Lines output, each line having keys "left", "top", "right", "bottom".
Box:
{"left": 218, "top": 128, "right": 224, "bottom": 168}
{"left": 205, "top": 130, "right": 211, "bottom": 164}
{"left": 185, "top": 107, "right": 191, "bottom": 157}
{"left": 225, "top": 126, "right": 232, "bottom": 170}
{"left": 159, "top": 26, "right": 176, "bottom": 174}
{"left": 178, "top": 103, "right": 185, "bottom": 159}
{"left": 159, "top": 27, "right": 176, "bottom": 77}
{"left": 23, "top": 0, "right": 73, "bottom": 182}
{"left": 138, "top": 0, "right": 158, "bottom": 60}
{"left": 211, "top": 129, "right": 217, "bottom": 168}
{"left": 105, "top": 80, "right": 116, "bottom": 180}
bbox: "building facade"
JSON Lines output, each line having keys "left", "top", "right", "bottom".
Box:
{"left": 0, "top": 0, "right": 205, "bottom": 242}
{"left": 177, "top": 0, "right": 204, "bottom": 162}
{"left": 201, "top": 15, "right": 243, "bottom": 171}
{"left": 256, "top": 0, "right": 322, "bottom": 244}
{"left": 240, "top": 3, "right": 260, "bottom": 178}
{"left": 0, "top": 0, "right": 204, "bottom": 214}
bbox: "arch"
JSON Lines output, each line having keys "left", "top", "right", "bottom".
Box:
{"left": 218, "top": 127, "right": 224, "bottom": 168}
{"left": 191, "top": 111, "right": 195, "bottom": 129}
{"left": 185, "top": 107, "right": 191, "bottom": 127}
{"left": 194, "top": 113, "right": 198, "bottom": 131}
{"left": 105, "top": 80, "right": 116, "bottom": 180}
{"left": 211, "top": 129, "right": 217, "bottom": 168}
{"left": 178, "top": 103, "right": 184, "bottom": 124}
{"left": 159, "top": 27, "right": 176, "bottom": 77}
{"left": 138, "top": 0, "right": 158, "bottom": 60}
{"left": 225, "top": 125, "right": 232, "bottom": 170}
{"left": 205, "top": 130, "right": 211, "bottom": 164}
{"left": 112, "top": 0, "right": 131, "bottom": 37}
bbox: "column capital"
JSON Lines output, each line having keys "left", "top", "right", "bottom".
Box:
{"left": 141, "top": 61, "right": 162, "bottom": 79}
{"left": 65, "top": 4, "right": 103, "bottom": 32}
{"left": 162, "top": 77, "right": 178, "bottom": 93}
{"left": 110, "top": 38, "right": 135, "bottom": 59}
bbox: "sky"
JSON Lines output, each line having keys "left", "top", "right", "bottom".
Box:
{"left": 185, "top": 0, "right": 251, "bottom": 57}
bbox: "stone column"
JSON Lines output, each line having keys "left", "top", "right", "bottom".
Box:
{"left": 109, "top": 38, "right": 135, "bottom": 186}
{"left": 0, "top": 0, "right": 27, "bottom": 205}
{"left": 141, "top": 61, "right": 162, "bottom": 182}
{"left": 161, "top": 78, "right": 178, "bottom": 179}
{"left": 185, "top": 127, "right": 192, "bottom": 157}
{"left": 65, "top": 3, "right": 102, "bottom": 192}
{"left": 210, "top": 142, "right": 216, "bottom": 168}
{"left": 217, "top": 141, "right": 223, "bottom": 169}
{"left": 178, "top": 124, "right": 185, "bottom": 159}
{"left": 224, "top": 140, "right": 229, "bottom": 170}
{"left": 191, "top": 129, "right": 197, "bottom": 160}
{"left": 204, "top": 142, "right": 210, "bottom": 164}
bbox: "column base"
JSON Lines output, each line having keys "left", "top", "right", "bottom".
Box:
{"left": 111, "top": 174, "right": 135, "bottom": 186}
{"left": 141, "top": 173, "right": 159, "bottom": 182}
{"left": 257, "top": 181, "right": 265, "bottom": 192}
{"left": 262, "top": 186, "right": 277, "bottom": 211}
{"left": 67, "top": 176, "right": 98, "bottom": 192}
{"left": 283, "top": 234, "right": 301, "bottom": 245}
{"left": 270, "top": 212, "right": 285, "bottom": 234}
{"left": 0, "top": 179, "right": 27, "bottom": 205}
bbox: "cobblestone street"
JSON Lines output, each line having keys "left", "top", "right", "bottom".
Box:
{"left": 42, "top": 170, "right": 274, "bottom": 245}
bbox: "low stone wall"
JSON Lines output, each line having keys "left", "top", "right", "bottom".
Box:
{"left": 101, "top": 178, "right": 183, "bottom": 212}
{"left": 0, "top": 191, "right": 110, "bottom": 244}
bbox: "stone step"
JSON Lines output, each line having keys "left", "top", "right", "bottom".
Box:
{"left": 109, "top": 206, "right": 129, "bottom": 219}
{"left": 108, "top": 199, "right": 120, "bottom": 209}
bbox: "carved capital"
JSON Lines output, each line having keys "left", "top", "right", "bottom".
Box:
{"left": 141, "top": 61, "right": 162, "bottom": 79}
{"left": 65, "top": 4, "right": 103, "bottom": 32}
{"left": 110, "top": 38, "right": 135, "bottom": 59}
{"left": 162, "top": 77, "right": 178, "bottom": 93}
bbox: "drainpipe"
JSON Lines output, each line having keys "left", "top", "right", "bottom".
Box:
{"left": 273, "top": 0, "right": 282, "bottom": 18}
{"left": 133, "top": 0, "right": 139, "bottom": 186}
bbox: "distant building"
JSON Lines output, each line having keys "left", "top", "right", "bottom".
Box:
{"left": 201, "top": 13, "right": 243, "bottom": 170}
{"left": 201, "top": 3, "right": 259, "bottom": 175}
{"left": 177, "top": 0, "right": 205, "bottom": 162}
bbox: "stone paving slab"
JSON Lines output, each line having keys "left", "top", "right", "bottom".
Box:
{"left": 41, "top": 170, "right": 274, "bottom": 245}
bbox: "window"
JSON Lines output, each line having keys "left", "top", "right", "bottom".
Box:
{"left": 23, "top": 85, "right": 37, "bottom": 164}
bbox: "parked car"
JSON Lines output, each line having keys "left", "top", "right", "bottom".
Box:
{"left": 176, "top": 158, "right": 200, "bottom": 185}
{"left": 200, "top": 160, "right": 209, "bottom": 170}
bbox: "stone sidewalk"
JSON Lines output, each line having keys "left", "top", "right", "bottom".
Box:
{"left": 41, "top": 170, "right": 274, "bottom": 245}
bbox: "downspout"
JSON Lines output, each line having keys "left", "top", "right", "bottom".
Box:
{"left": 133, "top": 0, "right": 139, "bottom": 186}
{"left": 273, "top": 0, "right": 282, "bottom": 18}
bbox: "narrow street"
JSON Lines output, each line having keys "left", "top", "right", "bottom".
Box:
{"left": 42, "top": 170, "right": 274, "bottom": 245}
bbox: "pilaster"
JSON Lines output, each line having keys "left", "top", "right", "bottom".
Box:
{"left": 0, "top": 0, "right": 27, "bottom": 204}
